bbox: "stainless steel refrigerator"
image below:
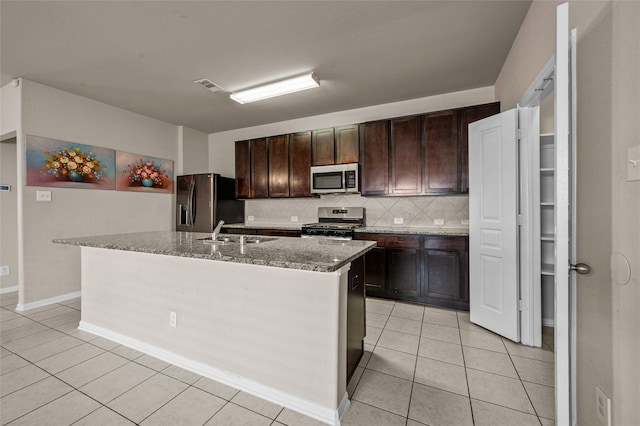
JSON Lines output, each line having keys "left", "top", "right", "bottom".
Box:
{"left": 176, "top": 174, "right": 244, "bottom": 232}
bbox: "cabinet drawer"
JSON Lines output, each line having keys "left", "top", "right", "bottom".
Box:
{"left": 423, "top": 235, "right": 467, "bottom": 250}
{"left": 357, "top": 233, "right": 420, "bottom": 249}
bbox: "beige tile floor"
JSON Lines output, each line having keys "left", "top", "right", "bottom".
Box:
{"left": 0, "top": 292, "right": 555, "bottom": 425}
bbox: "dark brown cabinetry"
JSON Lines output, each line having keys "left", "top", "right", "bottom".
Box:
{"left": 335, "top": 125, "right": 359, "bottom": 164}
{"left": 311, "top": 128, "right": 335, "bottom": 166}
{"left": 268, "top": 135, "right": 289, "bottom": 198}
{"left": 458, "top": 102, "right": 501, "bottom": 193}
{"left": 356, "top": 233, "right": 469, "bottom": 310}
{"left": 289, "top": 131, "right": 312, "bottom": 197}
{"left": 391, "top": 116, "right": 423, "bottom": 194}
{"left": 359, "top": 120, "right": 390, "bottom": 195}
{"left": 255, "top": 229, "right": 301, "bottom": 238}
{"left": 423, "top": 110, "right": 459, "bottom": 194}
{"left": 346, "top": 255, "right": 365, "bottom": 382}
{"left": 235, "top": 141, "right": 251, "bottom": 199}
{"left": 422, "top": 236, "right": 468, "bottom": 310}
{"left": 235, "top": 137, "right": 269, "bottom": 199}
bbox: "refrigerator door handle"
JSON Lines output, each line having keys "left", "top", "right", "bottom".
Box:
{"left": 188, "top": 180, "right": 196, "bottom": 227}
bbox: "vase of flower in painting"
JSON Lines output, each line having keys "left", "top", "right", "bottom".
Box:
{"left": 141, "top": 178, "right": 154, "bottom": 187}
{"left": 67, "top": 170, "right": 83, "bottom": 182}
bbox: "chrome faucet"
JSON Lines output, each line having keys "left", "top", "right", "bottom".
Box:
{"left": 211, "top": 220, "right": 225, "bottom": 240}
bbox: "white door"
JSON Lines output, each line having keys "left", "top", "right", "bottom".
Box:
{"left": 554, "top": 3, "right": 576, "bottom": 424}
{"left": 468, "top": 108, "right": 519, "bottom": 342}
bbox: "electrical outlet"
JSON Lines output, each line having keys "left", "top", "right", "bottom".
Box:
{"left": 36, "top": 190, "right": 52, "bottom": 202}
{"left": 461, "top": 219, "right": 469, "bottom": 225}
{"left": 434, "top": 218, "right": 445, "bottom": 226}
{"left": 393, "top": 217, "right": 403, "bottom": 225}
{"left": 291, "top": 216, "right": 299, "bottom": 222}
{"left": 247, "top": 215, "right": 255, "bottom": 222}
{"left": 169, "top": 311, "right": 177, "bottom": 328}
{"left": 596, "top": 387, "right": 611, "bottom": 426}
{"left": 0, "top": 265, "right": 9, "bottom": 276}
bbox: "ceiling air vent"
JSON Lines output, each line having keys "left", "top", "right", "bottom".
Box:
{"left": 193, "top": 78, "right": 225, "bottom": 93}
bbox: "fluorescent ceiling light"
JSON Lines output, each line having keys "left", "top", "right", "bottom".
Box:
{"left": 230, "top": 73, "right": 320, "bottom": 104}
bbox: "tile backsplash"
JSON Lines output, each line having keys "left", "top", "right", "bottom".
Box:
{"left": 244, "top": 194, "right": 469, "bottom": 228}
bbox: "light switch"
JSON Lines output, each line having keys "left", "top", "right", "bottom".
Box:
{"left": 36, "top": 190, "right": 52, "bottom": 202}
{"left": 627, "top": 145, "right": 640, "bottom": 182}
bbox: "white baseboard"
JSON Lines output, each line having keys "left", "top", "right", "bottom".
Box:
{"left": 0, "top": 285, "right": 19, "bottom": 295}
{"left": 15, "top": 291, "right": 81, "bottom": 312}
{"left": 79, "top": 321, "right": 345, "bottom": 426}
{"left": 542, "top": 318, "right": 555, "bottom": 327}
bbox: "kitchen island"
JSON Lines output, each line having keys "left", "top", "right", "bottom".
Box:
{"left": 54, "top": 231, "right": 375, "bottom": 426}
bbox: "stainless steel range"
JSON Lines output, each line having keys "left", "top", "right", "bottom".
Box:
{"left": 301, "top": 207, "right": 365, "bottom": 240}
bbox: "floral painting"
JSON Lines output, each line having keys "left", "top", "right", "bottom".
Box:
{"left": 115, "top": 151, "right": 173, "bottom": 193}
{"left": 26, "top": 135, "right": 115, "bottom": 189}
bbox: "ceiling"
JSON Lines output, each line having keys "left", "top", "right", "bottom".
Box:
{"left": 0, "top": 1, "right": 531, "bottom": 134}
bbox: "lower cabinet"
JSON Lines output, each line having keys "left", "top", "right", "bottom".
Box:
{"left": 346, "top": 255, "right": 365, "bottom": 383}
{"left": 356, "top": 233, "right": 469, "bottom": 310}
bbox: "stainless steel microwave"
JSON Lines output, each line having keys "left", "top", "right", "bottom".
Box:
{"left": 310, "top": 163, "right": 359, "bottom": 194}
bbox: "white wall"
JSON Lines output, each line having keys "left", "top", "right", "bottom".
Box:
{"left": 1, "top": 81, "right": 21, "bottom": 138}
{"left": 0, "top": 139, "right": 18, "bottom": 291}
{"left": 179, "top": 126, "right": 209, "bottom": 175}
{"left": 208, "top": 87, "right": 495, "bottom": 178}
{"left": 19, "top": 80, "right": 180, "bottom": 306}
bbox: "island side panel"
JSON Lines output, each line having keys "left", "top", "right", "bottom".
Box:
{"left": 79, "top": 247, "right": 347, "bottom": 413}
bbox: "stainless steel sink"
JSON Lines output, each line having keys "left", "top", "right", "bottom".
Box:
{"left": 198, "top": 235, "right": 276, "bottom": 245}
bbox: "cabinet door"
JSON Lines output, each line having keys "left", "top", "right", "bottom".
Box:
{"left": 289, "top": 131, "right": 312, "bottom": 197}
{"left": 347, "top": 255, "right": 365, "bottom": 382}
{"left": 235, "top": 140, "right": 251, "bottom": 199}
{"left": 312, "top": 128, "right": 335, "bottom": 166}
{"left": 360, "top": 121, "right": 389, "bottom": 195}
{"left": 268, "top": 135, "right": 289, "bottom": 198}
{"left": 255, "top": 229, "right": 301, "bottom": 237}
{"left": 388, "top": 248, "right": 421, "bottom": 298}
{"left": 423, "top": 236, "right": 469, "bottom": 310}
{"left": 458, "top": 102, "right": 501, "bottom": 193}
{"left": 335, "top": 125, "right": 359, "bottom": 164}
{"left": 391, "top": 115, "right": 422, "bottom": 194}
{"left": 424, "top": 110, "right": 458, "bottom": 194}
{"left": 363, "top": 247, "right": 386, "bottom": 297}
{"left": 250, "top": 138, "right": 268, "bottom": 198}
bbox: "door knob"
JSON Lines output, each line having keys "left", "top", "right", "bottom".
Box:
{"left": 570, "top": 263, "right": 591, "bottom": 275}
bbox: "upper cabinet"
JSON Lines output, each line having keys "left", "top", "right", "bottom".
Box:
{"left": 335, "top": 125, "right": 359, "bottom": 164}
{"left": 311, "top": 128, "right": 335, "bottom": 166}
{"left": 423, "top": 110, "right": 459, "bottom": 194}
{"left": 250, "top": 138, "right": 268, "bottom": 198}
{"left": 234, "top": 101, "right": 499, "bottom": 199}
{"left": 312, "top": 125, "right": 359, "bottom": 166}
{"left": 458, "top": 102, "right": 501, "bottom": 193}
{"left": 268, "top": 135, "right": 289, "bottom": 198}
{"left": 235, "top": 140, "right": 251, "bottom": 199}
{"left": 390, "top": 115, "right": 423, "bottom": 194}
{"left": 235, "top": 138, "right": 268, "bottom": 199}
{"left": 360, "top": 120, "right": 390, "bottom": 195}
{"left": 289, "top": 131, "right": 312, "bottom": 197}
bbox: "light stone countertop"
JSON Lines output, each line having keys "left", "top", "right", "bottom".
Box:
{"left": 223, "top": 223, "right": 469, "bottom": 236}
{"left": 54, "top": 231, "right": 376, "bottom": 273}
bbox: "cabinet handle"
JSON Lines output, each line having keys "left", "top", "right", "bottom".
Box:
{"left": 351, "top": 274, "right": 360, "bottom": 291}
{"left": 394, "top": 288, "right": 398, "bottom": 294}
{"left": 365, "top": 283, "right": 382, "bottom": 288}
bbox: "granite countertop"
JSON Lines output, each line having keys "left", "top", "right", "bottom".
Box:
{"left": 54, "top": 231, "right": 376, "bottom": 273}
{"left": 224, "top": 223, "right": 468, "bottom": 236}
{"left": 223, "top": 223, "right": 304, "bottom": 231}
{"left": 355, "top": 226, "right": 469, "bottom": 236}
